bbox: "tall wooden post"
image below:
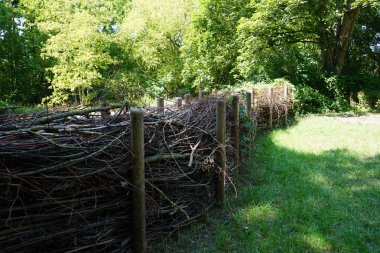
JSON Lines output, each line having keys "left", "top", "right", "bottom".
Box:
{"left": 251, "top": 89, "right": 255, "bottom": 113}
{"left": 184, "top": 94, "right": 191, "bottom": 106}
{"left": 131, "top": 108, "right": 146, "bottom": 253}
{"left": 175, "top": 97, "right": 182, "bottom": 110}
{"left": 245, "top": 91, "right": 253, "bottom": 158}
{"left": 216, "top": 100, "right": 226, "bottom": 207}
{"left": 231, "top": 95, "right": 240, "bottom": 172}
{"left": 284, "top": 85, "right": 288, "bottom": 126}
{"left": 268, "top": 87, "right": 273, "bottom": 129}
{"left": 245, "top": 92, "right": 252, "bottom": 118}
{"left": 156, "top": 97, "right": 164, "bottom": 114}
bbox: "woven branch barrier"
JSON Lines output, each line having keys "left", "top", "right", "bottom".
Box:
{"left": 0, "top": 97, "right": 234, "bottom": 252}
{"left": 0, "top": 89, "right": 292, "bottom": 252}
{"left": 253, "top": 86, "right": 293, "bottom": 128}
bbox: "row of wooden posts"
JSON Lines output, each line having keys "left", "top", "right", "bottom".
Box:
{"left": 155, "top": 86, "right": 289, "bottom": 128}
{"left": 129, "top": 86, "right": 289, "bottom": 252}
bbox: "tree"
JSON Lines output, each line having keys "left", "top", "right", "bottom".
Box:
{"left": 344, "top": 4, "right": 380, "bottom": 77}
{"left": 0, "top": 0, "right": 49, "bottom": 104}
{"left": 237, "top": 0, "right": 377, "bottom": 78}
{"left": 121, "top": 0, "right": 195, "bottom": 96}
{"left": 22, "top": 0, "right": 129, "bottom": 105}
{"left": 181, "top": 0, "right": 251, "bottom": 91}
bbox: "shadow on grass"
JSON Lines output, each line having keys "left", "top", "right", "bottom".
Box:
{"left": 162, "top": 132, "right": 380, "bottom": 253}
{"left": 226, "top": 138, "right": 380, "bottom": 253}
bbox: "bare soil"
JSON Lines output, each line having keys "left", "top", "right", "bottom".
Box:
{"left": 325, "top": 113, "right": 380, "bottom": 126}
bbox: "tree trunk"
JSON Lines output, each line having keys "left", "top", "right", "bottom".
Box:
{"left": 320, "top": 0, "right": 362, "bottom": 75}
{"left": 333, "top": 1, "right": 362, "bottom": 74}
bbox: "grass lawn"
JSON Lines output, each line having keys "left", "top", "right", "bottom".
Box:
{"left": 163, "top": 115, "right": 380, "bottom": 253}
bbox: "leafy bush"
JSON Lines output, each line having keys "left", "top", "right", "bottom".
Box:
{"left": 324, "top": 76, "right": 350, "bottom": 111}
{"left": 358, "top": 90, "right": 380, "bottom": 110}
{"left": 292, "top": 74, "right": 357, "bottom": 114}
{"left": 294, "top": 85, "right": 350, "bottom": 114}
{"left": 0, "top": 100, "right": 9, "bottom": 108}
{"left": 375, "top": 100, "right": 380, "bottom": 112}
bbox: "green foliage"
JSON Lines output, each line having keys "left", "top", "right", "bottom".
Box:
{"left": 102, "top": 74, "right": 144, "bottom": 103}
{"left": 121, "top": 0, "right": 194, "bottom": 96}
{"left": 181, "top": 0, "right": 251, "bottom": 91}
{"left": 236, "top": 38, "right": 323, "bottom": 86}
{"left": 1, "top": 0, "right": 379, "bottom": 108}
{"left": 236, "top": 0, "right": 320, "bottom": 82}
{"left": 357, "top": 90, "right": 380, "bottom": 111}
{"left": 43, "top": 14, "right": 117, "bottom": 104}
{"left": 344, "top": 5, "right": 380, "bottom": 77}
{"left": 22, "top": 0, "right": 130, "bottom": 105}
{"left": 0, "top": 1, "right": 50, "bottom": 104}
{"left": 324, "top": 76, "right": 350, "bottom": 109}
{"left": 0, "top": 100, "right": 8, "bottom": 108}
{"left": 236, "top": 0, "right": 379, "bottom": 98}
{"left": 294, "top": 85, "right": 340, "bottom": 114}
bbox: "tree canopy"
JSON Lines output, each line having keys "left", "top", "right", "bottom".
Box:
{"left": 0, "top": 0, "right": 378, "bottom": 108}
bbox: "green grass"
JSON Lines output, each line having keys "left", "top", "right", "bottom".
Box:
{"left": 163, "top": 115, "right": 380, "bottom": 253}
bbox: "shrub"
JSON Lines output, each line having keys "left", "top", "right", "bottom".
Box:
{"left": 293, "top": 85, "right": 332, "bottom": 114}
{"left": 357, "top": 90, "right": 380, "bottom": 110}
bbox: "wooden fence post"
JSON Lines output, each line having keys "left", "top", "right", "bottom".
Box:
{"left": 156, "top": 97, "right": 164, "bottom": 114}
{"left": 268, "top": 87, "right": 273, "bottom": 129}
{"left": 131, "top": 108, "right": 146, "bottom": 253}
{"left": 284, "top": 85, "right": 288, "bottom": 126}
{"left": 175, "top": 97, "right": 182, "bottom": 110}
{"left": 245, "top": 92, "right": 252, "bottom": 118}
{"left": 251, "top": 89, "right": 255, "bottom": 113}
{"left": 245, "top": 91, "right": 253, "bottom": 158}
{"left": 184, "top": 94, "right": 191, "bottom": 106}
{"left": 216, "top": 100, "right": 226, "bottom": 207}
{"left": 231, "top": 95, "right": 240, "bottom": 172}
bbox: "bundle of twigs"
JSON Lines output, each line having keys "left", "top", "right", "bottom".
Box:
{"left": 0, "top": 97, "right": 234, "bottom": 252}
{"left": 253, "top": 86, "right": 292, "bottom": 128}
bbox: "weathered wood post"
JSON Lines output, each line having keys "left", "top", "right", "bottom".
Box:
{"left": 216, "top": 100, "right": 226, "bottom": 207}
{"left": 268, "top": 87, "right": 273, "bottom": 129}
{"left": 231, "top": 95, "right": 240, "bottom": 172}
{"left": 156, "top": 97, "right": 164, "bottom": 114}
{"left": 184, "top": 94, "right": 191, "bottom": 106}
{"left": 175, "top": 97, "right": 182, "bottom": 110}
{"left": 284, "top": 85, "right": 288, "bottom": 126}
{"left": 245, "top": 91, "right": 253, "bottom": 158}
{"left": 251, "top": 89, "right": 255, "bottom": 113}
{"left": 245, "top": 91, "right": 252, "bottom": 118}
{"left": 131, "top": 108, "right": 146, "bottom": 253}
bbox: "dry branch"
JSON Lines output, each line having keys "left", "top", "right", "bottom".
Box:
{"left": 253, "top": 86, "right": 293, "bottom": 128}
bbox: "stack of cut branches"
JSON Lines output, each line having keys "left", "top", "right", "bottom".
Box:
{"left": 254, "top": 86, "right": 293, "bottom": 128}
{"left": 0, "top": 97, "right": 234, "bottom": 252}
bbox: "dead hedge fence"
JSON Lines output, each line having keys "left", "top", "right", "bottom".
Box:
{"left": 0, "top": 85, "right": 292, "bottom": 252}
